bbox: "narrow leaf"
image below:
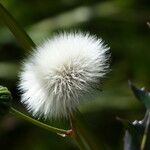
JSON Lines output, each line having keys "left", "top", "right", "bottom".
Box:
{"left": 124, "top": 121, "right": 143, "bottom": 150}
{"left": 0, "top": 3, "right": 36, "bottom": 51}
{"left": 120, "top": 112, "right": 150, "bottom": 150}
{"left": 129, "top": 81, "right": 150, "bottom": 109}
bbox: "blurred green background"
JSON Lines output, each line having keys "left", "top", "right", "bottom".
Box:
{"left": 0, "top": 0, "right": 149, "bottom": 149}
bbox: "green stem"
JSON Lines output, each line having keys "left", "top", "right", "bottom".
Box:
{"left": 141, "top": 110, "right": 150, "bottom": 150}
{"left": 10, "top": 107, "right": 70, "bottom": 136}
{"left": 69, "top": 114, "right": 94, "bottom": 150}
{"left": 72, "top": 131, "right": 87, "bottom": 150}
{"left": 0, "top": 3, "right": 36, "bottom": 51}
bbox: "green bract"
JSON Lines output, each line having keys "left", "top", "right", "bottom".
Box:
{"left": 0, "top": 86, "right": 12, "bottom": 116}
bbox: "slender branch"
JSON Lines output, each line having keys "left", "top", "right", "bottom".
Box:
{"left": 69, "top": 114, "right": 85, "bottom": 150}
{"left": 0, "top": 3, "right": 36, "bottom": 51}
{"left": 69, "top": 114, "right": 93, "bottom": 150}
{"left": 72, "top": 131, "right": 87, "bottom": 150}
{"left": 10, "top": 107, "right": 71, "bottom": 136}
{"left": 141, "top": 110, "right": 150, "bottom": 150}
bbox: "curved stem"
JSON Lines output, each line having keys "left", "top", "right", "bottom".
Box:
{"left": 10, "top": 107, "right": 70, "bottom": 136}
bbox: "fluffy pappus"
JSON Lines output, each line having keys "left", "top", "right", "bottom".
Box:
{"left": 18, "top": 32, "right": 110, "bottom": 119}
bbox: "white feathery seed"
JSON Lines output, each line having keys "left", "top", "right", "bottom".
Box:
{"left": 18, "top": 32, "right": 110, "bottom": 119}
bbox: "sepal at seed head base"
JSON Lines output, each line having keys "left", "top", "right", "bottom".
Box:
{"left": 0, "top": 85, "right": 12, "bottom": 116}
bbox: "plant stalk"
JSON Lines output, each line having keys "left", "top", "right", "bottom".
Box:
{"left": 0, "top": 3, "right": 36, "bottom": 51}
{"left": 69, "top": 114, "right": 95, "bottom": 150}
{"left": 10, "top": 107, "right": 71, "bottom": 136}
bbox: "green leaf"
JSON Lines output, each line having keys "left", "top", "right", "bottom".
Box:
{"left": 0, "top": 86, "right": 12, "bottom": 116}
{"left": 124, "top": 121, "right": 143, "bottom": 150}
{"left": 0, "top": 3, "right": 36, "bottom": 51}
{"left": 120, "top": 112, "right": 150, "bottom": 150}
{"left": 129, "top": 81, "right": 150, "bottom": 109}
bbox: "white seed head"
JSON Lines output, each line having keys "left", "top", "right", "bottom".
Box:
{"left": 18, "top": 32, "right": 110, "bottom": 119}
